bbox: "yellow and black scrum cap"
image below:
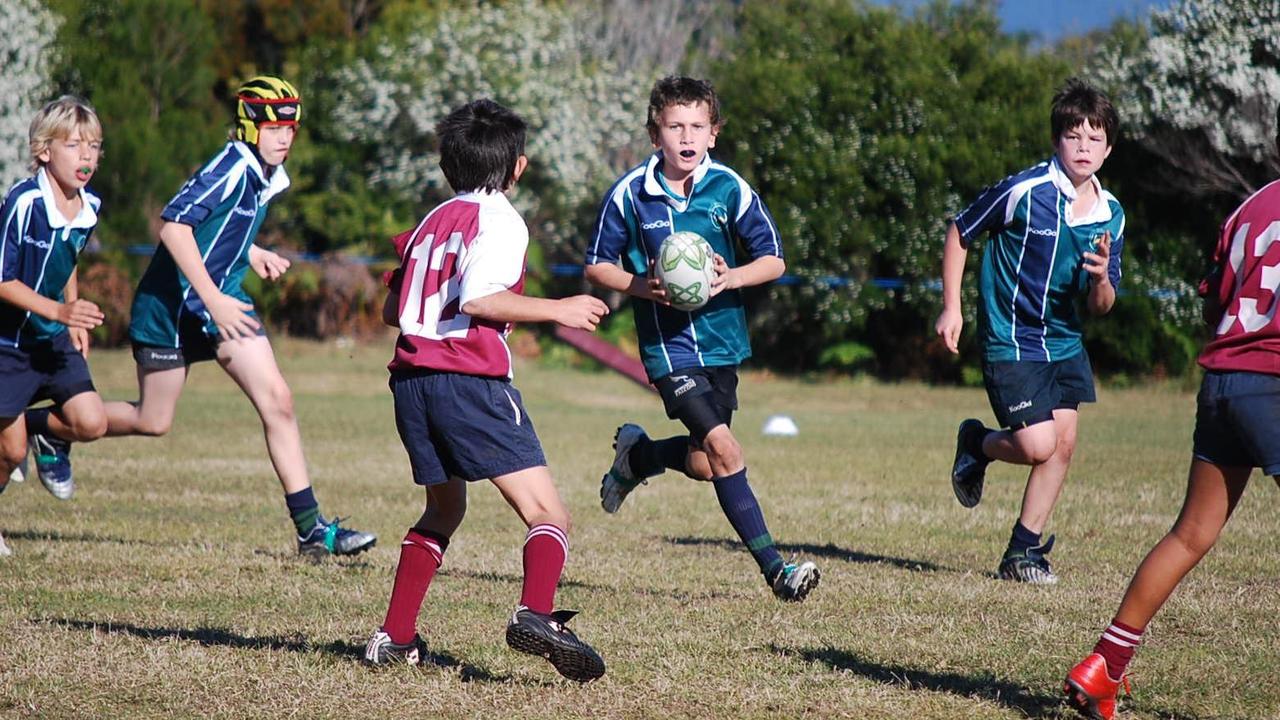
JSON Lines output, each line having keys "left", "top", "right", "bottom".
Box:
{"left": 235, "top": 76, "right": 301, "bottom": 144}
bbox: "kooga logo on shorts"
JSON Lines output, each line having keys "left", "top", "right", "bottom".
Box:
{"left": 1007, "top": 399, "right": 1033, "bottom": 413}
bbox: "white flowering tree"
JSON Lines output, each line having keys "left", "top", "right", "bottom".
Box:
{"left": 331, "top": 0, "right": 661, "bottom": 257}
{"left": 1094, "top": 0, "right": 1280, "bottom": 198}
{"left": 0, "top": 0, "right": 60, "bottom": 188}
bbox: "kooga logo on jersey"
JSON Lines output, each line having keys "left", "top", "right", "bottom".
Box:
{"left": 22, "top": 234, "right": 51, "bottom": 249}
{"left": 1027, "top": 227, "right": 1057, "bottom": 237}
{"left": 641, "top": 219, "right": 671, "bottom": 230}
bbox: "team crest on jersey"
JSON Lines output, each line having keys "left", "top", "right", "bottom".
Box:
{"left": 709, "top": 203, "right": 729, "bottom": 229}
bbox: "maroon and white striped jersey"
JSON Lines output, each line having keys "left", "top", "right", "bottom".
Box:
{"left": 1200, "top": 178, "right": 1280, "bottom": 375}
{"left": 386, "top": 191, "right": 527, "bottom": 378}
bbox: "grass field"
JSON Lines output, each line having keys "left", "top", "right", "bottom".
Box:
{"left": 2, "top": 339, "right": 1278, "bottom": 719}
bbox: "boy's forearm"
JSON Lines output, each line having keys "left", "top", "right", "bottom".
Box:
{"left": 158, "top": 222, "right": 222, "bottom": 302}
{"left": 940, "top": 223, "right": 968, "bottom": 310}
{"left": 0, "top": 279, "right": 63, "bottom": 322}
{"left": 584, "top": 262, "right": 655, "bottom": 300}
{"left": 462, "top": 290, "right": 561, "bottom": 324}
{"left": 732, "top": 255, "right": 785, "bottom": 288}
{"left": 64, "top": 268, "right": 79, "bottom": 302}
{"left": 1088, "top": 280, "right": 1116, "bottom": 315}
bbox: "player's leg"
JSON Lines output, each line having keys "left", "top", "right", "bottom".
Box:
{"left": 102, "top": 359, "right": 190, "bottom": 437}
{"left": 1064, "top": 460, "right": 1250, "bottom": 720}
{"left": 217, "top": 335, "right": 374, "bottom": 556}
{"left": 0, "top": 348, "right": 42, "bottom": 487}
{"left": 599, "top": 370, "right": 710, "bottom": 513}
{"left": 367, "top": 477, "right": 467, "bottom": 665}
{"left": 0, "top": 415, "right": 27, "bottom": 494}
{"left": 493, "top": 464, "right": 604, "bottom": 682}
{"left": 950, "top": 359, "right": 1059, "bottom": 508}
{"left": 994, "top": 408, "right": 1077, "bottom": 584}
{"left": 24, "top": 336, "right": 107, "bottom": 499}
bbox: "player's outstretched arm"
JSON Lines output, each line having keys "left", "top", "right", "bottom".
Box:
{"left": 583, "top": 262, "right": 669, "bottom": 304}
{"left": 158, "top": 221, "right": 260, "bottom": 341}
{"left": 934, "top": 222, "right": 968, "bottom": 354}
{"left": 1083, "top": 230, "right": 1116, "bottom": 315}
{"left": 0, "top": 279, "right": 104, "bottom": 332}
{"left": 462, "top": 290, "right": 609, "bottom": 331}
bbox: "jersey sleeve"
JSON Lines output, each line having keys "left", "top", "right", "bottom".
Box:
{"left": 0, "top": 189, "right": 28, "bottom": 283}
{"left": 382, "top": 227, "right": 417, "bottom": 291}
{"left": 160, "top": 154, "right": 238, "bottom": 227}
{"left": 953, "top": 175, "right": 1018, "bottom": 247}
{"left": 458, "top": 208, "right": 528, "bottom": 306}
{"left": 585, "top": 180, "right": 634, "bottom": 265}
{"left": 731, "top": 179, "right": 783, "bottom": 260}
{"left": 1106, "top": 208, "right": 1125, "bottom": 290}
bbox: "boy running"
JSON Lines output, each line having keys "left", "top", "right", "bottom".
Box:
{"left": 0, "top": 96, "right": 110, "bottom": 554}
{"left": 1063, "top": 103, "right": 1280, "bottom": 720}
{"left": 363, "top": 98, "right": 608, "bottom": 681}
{"left": 44, "top": 76, "right": 375, "bottom": 557}
{"left": 583, "top": 76, "right": 820, "bottom": 602}
{"left": 937, "top": 78, "right": 1125, "bottom": 584}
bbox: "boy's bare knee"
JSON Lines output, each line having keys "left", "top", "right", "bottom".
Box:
{"left": 2, "top": 447, "right": 24, "bottom": 469}
{"left": 703, "top": 432, "right": 743, "bottom": 474}
{"left": 70, "top": 414, "right": 108, "bottom": 441}
{"left": 263, "top": 383, "right": 296, "bottom": 424}
{"left": 135, "top": 418, "right": 173, "bottom": 437}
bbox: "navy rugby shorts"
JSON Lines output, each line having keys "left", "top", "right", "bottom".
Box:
{"left": 982, "top": 351, "right": 1095, "bottom": 429}
{"left": 654, "top": 365, "right": 739, "bottom": 442}
{"left": 390, "top": 370, "right": 546, "bottom": 486}
{"left": 0, "top": 333, "right": 96, "bottom": 417}
{"left": 1193, "top": 371, "right": 1280, "bottom": 476}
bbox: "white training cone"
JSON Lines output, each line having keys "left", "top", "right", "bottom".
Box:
{"left": 762, "top": 414, "right": 799, "bottom": 436}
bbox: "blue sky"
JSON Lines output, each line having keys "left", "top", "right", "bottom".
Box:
{"left": 876, "top": 0, "right": 1172, "bottom": 42}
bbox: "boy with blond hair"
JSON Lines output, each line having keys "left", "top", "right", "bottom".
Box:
{"left": 0, "top": 96, "right": 111, "bottom": 553}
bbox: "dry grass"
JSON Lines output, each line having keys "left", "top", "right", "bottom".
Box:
{"left": 1, "top": 339, "right": 1277, "bottom": 719}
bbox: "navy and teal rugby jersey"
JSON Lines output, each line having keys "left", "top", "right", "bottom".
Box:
{"left": 586, "top": 151, "right": 782, "bottom": 381}
{"left": 0, "top": 168, "right": 100, "bottom": 348}
{"left": 955, "top": 156, "right": 1125, "bottom": 363}
{"left": 130, "top": 141, "right": 289, "bottom": 347}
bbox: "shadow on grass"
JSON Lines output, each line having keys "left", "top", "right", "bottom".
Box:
{"left": 441, "top": 567, "right": 746, "bottom": 602}
{"left": 667, "top": 536, "right": 950, "bottom": 573}
{"left": 5, "top": 529, "right": 164, "bottom": 547}
{"left": 773, "top": 644, "right": 1066, "bottom": 718}
{"left": 772, "top": 645, "right": 1205, "bottom": 720}
{"left": 42, "top": 618, "right": 509, "bottom": 683}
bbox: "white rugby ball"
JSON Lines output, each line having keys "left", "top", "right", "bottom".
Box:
{"left": 656, "top": 231, "right": 716, "bottom": 311}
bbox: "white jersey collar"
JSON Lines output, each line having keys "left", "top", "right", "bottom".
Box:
{"left": 643, "top": 151, "right": 712, "bottom": 210}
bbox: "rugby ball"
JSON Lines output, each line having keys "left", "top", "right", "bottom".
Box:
{"left": 656, "top": 231, "right": 716, "bottom": 311}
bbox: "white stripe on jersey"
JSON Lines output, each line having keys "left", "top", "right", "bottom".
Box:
{"left": 1038, "top": 189, "right": 1063, "bottom": 361}
{"left": 1009, "top": 191, "right": 1033, "bottom": 361}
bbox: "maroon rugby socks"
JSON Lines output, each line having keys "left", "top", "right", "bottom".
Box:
{"left": 382, "top": 529, "right": 448, "bottom": 645}
{"left": 520, "top": 523, "right": 569, "bottom": 614}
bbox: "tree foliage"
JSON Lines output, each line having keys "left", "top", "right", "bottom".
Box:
{"left": 48, "top": 0, "right": 223, "bottom": 251}
{"left": 0, "top": 0, "right": 60, "bottom": 188}
{"left": 713, "top": 0, "right": 1069, "bottom": 374}
{"left": 1093, "top": 0, "right": 1280, "bottom": 199}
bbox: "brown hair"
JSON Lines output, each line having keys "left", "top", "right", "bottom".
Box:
{"left": 1051, "top": 78, "right": 1119, "bottom": 147}
{"left": 646, "top": 76, "right": 722, "bottom": 143}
